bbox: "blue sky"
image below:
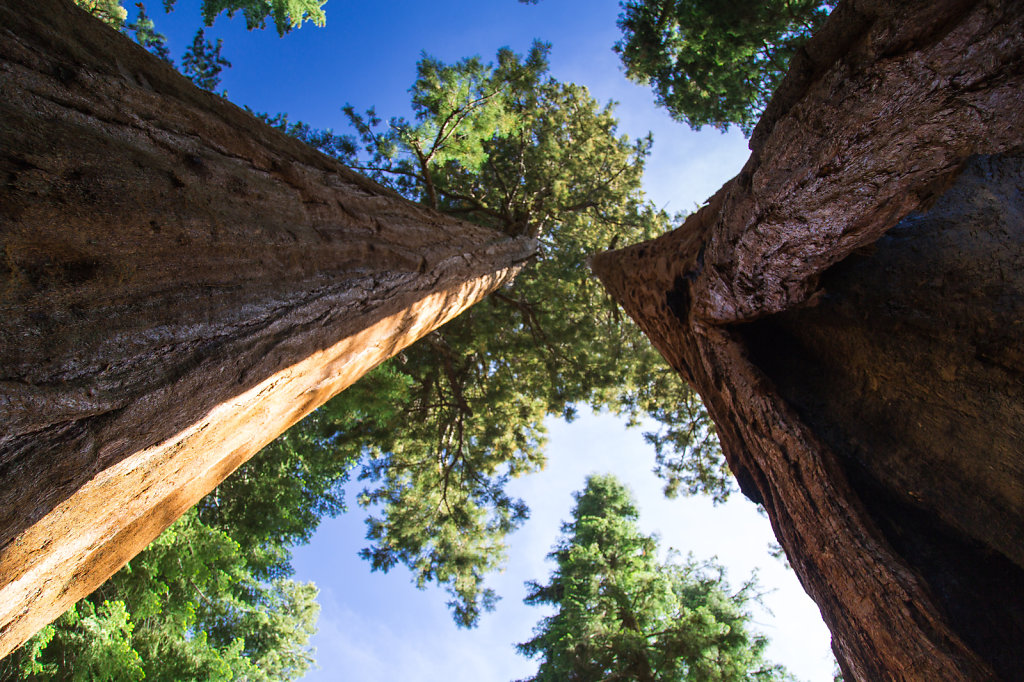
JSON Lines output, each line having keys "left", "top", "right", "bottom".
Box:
{"left": 147, "top": 1, "right": 834, "bottom": 678}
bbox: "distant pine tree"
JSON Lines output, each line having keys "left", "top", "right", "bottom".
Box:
{"left": 518, "top": 475, "right": 791, "bottom": 681}
{"left": 181, "top": 28, "right": 231, "bottom": 91}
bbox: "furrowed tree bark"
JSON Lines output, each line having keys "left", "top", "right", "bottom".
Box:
{"left": 593, "top": 0, "right": 1024, "bottom": 679}
{"left": 0, "top": 0, "right": 537, "bottom": 658}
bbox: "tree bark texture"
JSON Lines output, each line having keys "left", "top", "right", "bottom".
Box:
{"left": 0, "top": 0, "right": 537, "bottom": 658}
{"left": 592, "top": 1, "right": 1023, "bottom": 679}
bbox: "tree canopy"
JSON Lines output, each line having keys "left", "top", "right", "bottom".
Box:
{"left": 273, "top": 41, "right": 730, "bottom": 625}
{"left": 75, "top": 0, "right": 323, "bottom": 35}
{"left": 615, "top": 0, "right": 834, "bottom": 134}
{"left": 518, "top": 474, "right": 789, "bottom": 681}
{"left": 193, "top": 0, "right": 325, "bottom": 35}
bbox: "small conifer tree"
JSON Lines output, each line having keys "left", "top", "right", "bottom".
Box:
{"left": 518, "top": 475, "right": 790, "bottom": 681}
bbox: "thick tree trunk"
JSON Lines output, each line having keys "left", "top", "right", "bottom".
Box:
{"left": 0, "top": 0, "right": 536, "bottom": 658}
{"left": 592, "top": 1, "right": 1024, "bottom": 679}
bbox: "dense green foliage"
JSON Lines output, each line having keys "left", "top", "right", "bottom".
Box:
{"left": 180, "top": 28, "right": 232, "bottom": 91}
{"left": 191, "top": 0, "right": 325, "bottom": 35}
{"left": 615, "top": 0, "right": 833, "bottom": 134}
{"left": 74, "top": 0, "right": 323, "bottom": 35}
{"left": 75, "top": 0, "right": 129, "bottom": 27}
{"left": 258, "top": 41, "right": 729, "bottom": 626}
{"left": 518, "top": 475, "right": 789, "bottom": 681}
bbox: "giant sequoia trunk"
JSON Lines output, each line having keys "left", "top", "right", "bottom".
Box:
{"left": 593, "top": 1, "right": 1024, "bottom": 679}
{"left": 0, "top": 0, "right": 536, "bottom": 658}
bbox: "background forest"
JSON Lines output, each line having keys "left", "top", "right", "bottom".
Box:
{"left": 1, "top": 0, "right": 836, "bottom": 679}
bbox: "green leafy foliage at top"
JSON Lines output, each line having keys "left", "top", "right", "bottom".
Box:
{"left": 518, "top": 474, "right": 791, "bottom": 681}
{"left": 75, "top": 0, "right": 323, "bottom": 37}
{"left": 191, "top": 0, "right": 325, "bottom": 35}
{"left": 74, "top": 0, "right": 129, "bottom": 28}
{"left": 181, "top": 28, "right": 232, "bottom": 91}
{"left": 264, "top": 41, "right": 730, "bottom": 627}
{"left": 615, "top": 0, "right": 834, "bottom": 134}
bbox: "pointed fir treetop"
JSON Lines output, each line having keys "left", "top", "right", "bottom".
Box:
{"left": 518, "top": 475, "right": 791, "bottom": 681}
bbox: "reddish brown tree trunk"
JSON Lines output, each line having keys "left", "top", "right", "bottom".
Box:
{"left": 0, "top": 0, "right": 536, "bottom": 658}
{"left": 593, "top": 1, "right": 1024, "bottom": 679}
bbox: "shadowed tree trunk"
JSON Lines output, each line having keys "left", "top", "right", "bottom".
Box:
{"left": 0, "top": 0, "right": 536, "bottom": 658}
{"left": 593, "top": 1, "right": 1024, "bottom": 679}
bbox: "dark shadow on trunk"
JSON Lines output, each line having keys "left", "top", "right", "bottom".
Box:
{"left": 738, "top": 151, "right": 1024, "bottom": 680}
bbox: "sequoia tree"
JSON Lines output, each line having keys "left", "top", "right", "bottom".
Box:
{"left": 594, "top": 0, "right": 1024, "bottom": 678}
{"left": 0, "top": 0, "right": 535, "bottom": 658}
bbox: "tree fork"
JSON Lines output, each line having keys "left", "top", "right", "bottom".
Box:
{"left": 0, "top": 0, "right": 536, "bottom": 658}
{"left": 593, "top": 0, "right": 1023, "bottom": 679}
